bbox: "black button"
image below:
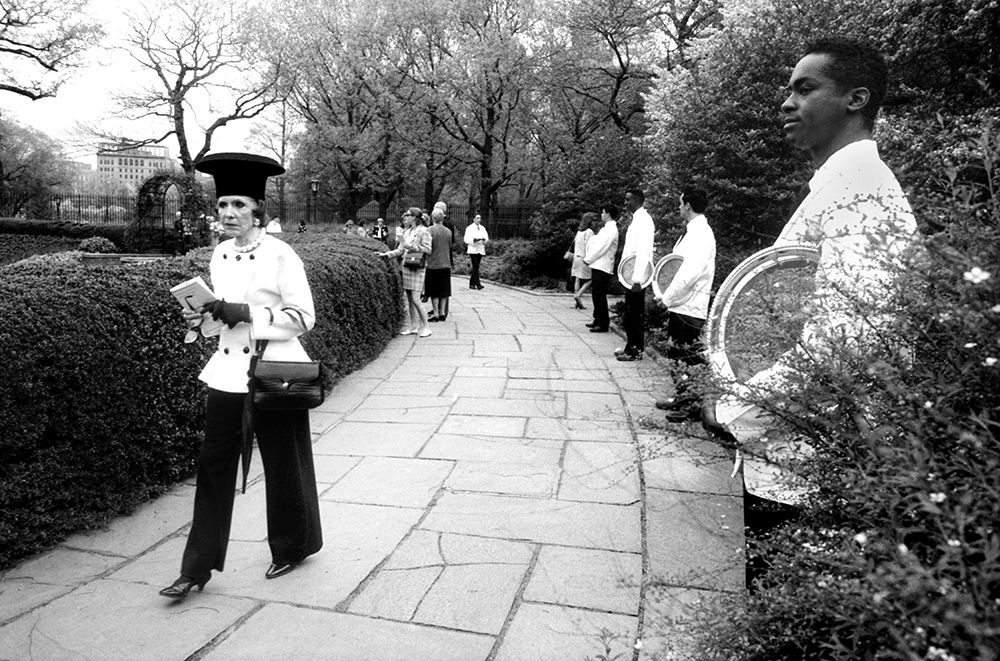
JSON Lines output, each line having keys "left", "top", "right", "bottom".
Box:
{"left": 249, "top": 254, "right": 255, "bottom": 260}
{"left": 223, "top": 348, "right": 230, "bottom": 354}
{"left": 223, "top": 254, "right": 228, "bottom": 259}
{"left": 243, "top": 346, "right": 250, "bottom": 354}
{"left": 236, "top": 255, "right": 242, "bottom": 261}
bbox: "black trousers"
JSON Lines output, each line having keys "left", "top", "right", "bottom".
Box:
{"left": 469, "top": 254, "right": 483, "bottom": 287}
{"left": 180, "top": 389, "right": 323, "bottom": 578}
{"left": 623, "top": 286, "right": 646, "bottom": 352}
{"left": 590, "top": 269, "right": 612, "bottom": 329}
{"left": 666, "top": 311, "right": 707, "bottom": 402}
{"left": 743, "top": 488, "right": 800, "bottom": 592}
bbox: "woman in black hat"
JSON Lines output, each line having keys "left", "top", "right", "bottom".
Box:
{"left": 159, "top": 152, "right": 322, "bottom": 600}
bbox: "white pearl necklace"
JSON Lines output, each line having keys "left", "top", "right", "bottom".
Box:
{"left": 233, "top": 229, "right": 265, "bottom": 254}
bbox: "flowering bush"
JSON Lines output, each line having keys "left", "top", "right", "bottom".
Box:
{"left": 675, "top": 125, "right": 1000, "bottom": 660}
{"left": 78, "top": 236, "right": 118, "bottom": 253}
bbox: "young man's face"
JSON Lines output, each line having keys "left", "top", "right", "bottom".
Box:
{"left": 624, "top": 192, "right": 640, "bottom": 213}
{"left": 781, "top": 53, "right": 855, "bottom": 158}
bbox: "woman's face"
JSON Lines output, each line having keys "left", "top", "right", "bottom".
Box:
{"left": 217, "top": 195, "right": 259, "bottom": 241}
{"left": 474, "top": 214, "right": 482, "bottom": 225}
{"left": 402, "top": 212, "right": 415, "bottom": 228}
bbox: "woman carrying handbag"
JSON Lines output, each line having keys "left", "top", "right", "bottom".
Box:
{"left": 377, "top": 207, "right": 433, "bottom": 337}
{"left": 160, "top": 152, "right": 323, "bottom": 601}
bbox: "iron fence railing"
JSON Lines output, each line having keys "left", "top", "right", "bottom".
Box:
{"left": 1, "top": 193, "right": 539, "bottom": 239}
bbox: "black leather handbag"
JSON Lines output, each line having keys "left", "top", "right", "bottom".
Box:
{"left": 402, "top": 250, "right": 426, "bottom": 269}
{"left": 250, "top": 340, "right": 324, "bottom": 410}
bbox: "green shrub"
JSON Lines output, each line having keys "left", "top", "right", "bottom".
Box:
{"left": 451, "top": 237, "right": 569, "bottom": 290}
{"left": 0, "top": 234, "right": 402, "bottom": 569}
{"left": 0, "top": 234, "right": 79, "bottom": 266}
{"left": 0, "top": 218, "right": 128, "bottom": 246}
{"left": 78, "top": 236, "right": 118, "bottom": 253}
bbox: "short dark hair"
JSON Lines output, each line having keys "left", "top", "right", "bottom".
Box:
{"left": 805, "top": 38, "right": 887, "bottom": 128}
{"left": 680, "top": 188, "right": 708, "bottom": 214}
{"left": 581, "top": 212, "right": 598, "bottom": 229}
{"left": 626, "top": 188, "right": 645, "bottom": 204}
{"left": 601, "top": 202, "right": 620, "bottom": 219}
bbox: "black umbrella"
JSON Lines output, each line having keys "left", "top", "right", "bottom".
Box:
{"left": 240, "top": 393, "right": 254, "bottom": 494}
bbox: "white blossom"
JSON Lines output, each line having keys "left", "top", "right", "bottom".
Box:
{"left": 963, "top": 267, "right": 991, "bottom": 284}
{"left": 929, "top": 492, "right": 947, "bottom": 504}
{"left": 853, "top": 532, "right": 869, "bottom": 545}
{"left": 985, "top": 357, "right": 998, "bottom": 367}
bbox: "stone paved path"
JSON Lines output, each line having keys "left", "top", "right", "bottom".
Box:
{"left": 0, "top": 279, "right": 743, "bottom": 660}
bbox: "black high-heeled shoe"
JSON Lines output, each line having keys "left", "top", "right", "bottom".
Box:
{"left": 574, "top": 299, "right": 585, "bottom": 310}
{"left": 265, "top": 562, "right": 298, "bottom": 580}
{"left": 158, "top": 575, "right": 209, "bottom": 600}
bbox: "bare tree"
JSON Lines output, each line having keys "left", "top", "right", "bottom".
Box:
{"left": 98, "top": 0, "right": 281, "bottom": 174}
{"left": 0, "top": 0, "right": 102, "bottom": 100}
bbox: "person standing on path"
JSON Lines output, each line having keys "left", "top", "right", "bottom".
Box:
{"left": 616, "top": 188, "right": 656, "bottom": 361}
{"left": 377, "top": 207, "right": 433, "bottom": 337}
{"left": 654, "top": 187, "right": 717, "bottom": 422}
{"left": 426, "top": 207, "right": 454, "bottom": 322}
{"left": 584, "top": 206, "right": 619, "bottom": 333}
{"left": 571, "top": 214, "right": 595, "bottom": 309}
{"left": 705, "top": 38, "right": 920, "bottom": 589}
{"left": 464, "top": 214, "right": 489, "bottom": 289}
{"left": 160, "top": 152, "right": 323, "bottom": 601}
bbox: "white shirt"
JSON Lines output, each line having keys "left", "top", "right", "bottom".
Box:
{"left": 658, "top": 214, "right": 716, "bottom": 319}
{"left": 464, "top": 223, "right": 489, "bottom": 254}
{"left": 718, "top": 139, "right": 921, "bottom": 504}
{"left": 620, "top": 206, "right": 655, "bottom": 287}
{"left": 584, "top": 221, "right": 619, "bottom": 274}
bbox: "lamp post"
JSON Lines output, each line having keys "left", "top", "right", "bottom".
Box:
{"left": 309, "top": 178, "right": 319, "bottom": 225}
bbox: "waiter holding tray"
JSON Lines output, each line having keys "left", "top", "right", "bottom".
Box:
{"left": 615, "top": 188, "right": 656, "bottom": 361}
{"left": 705, "top": 38, "right": 921, "bottom": 590}
{"left": 653, "top": 187, "right": 717, "bottom": 422}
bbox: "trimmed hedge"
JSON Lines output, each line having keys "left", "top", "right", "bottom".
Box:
{"left": 0, "top": 233, "right": 402, "bottom": 569}
{"left": 1, "top": 220, "right": 130, "bottom": 267}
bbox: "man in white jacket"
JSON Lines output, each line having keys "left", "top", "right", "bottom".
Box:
{"left": 705, "top": 38, "right": 921, "bottom": 590}
{"left": 616, "top": 188, "right": 655, "bottom": 361}
{"left": 655, "top": 187, "right": 716, "bottom": 421}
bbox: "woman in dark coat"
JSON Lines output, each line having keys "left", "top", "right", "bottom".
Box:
{"left": 160, "top": 152, "right": 322, "bottom": 600}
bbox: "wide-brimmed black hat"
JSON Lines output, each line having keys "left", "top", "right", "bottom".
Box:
{"left": 195, "top": 152, "right": 285, "bottom": 200}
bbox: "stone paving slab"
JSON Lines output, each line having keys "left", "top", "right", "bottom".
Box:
{"left": 419, "top": 434, "right": 563, "bottom": 465}
{"left": 645, "top": 489, "right": 744, "bottom": 592}
{"left": 494, "top": 602, "right": 638, "bottom": 661}
{"left": 442, "top": 376, "right": 508, "bottom": 398}
{"left": 445, "top": 460, "right": 560, "bottom": 496}
{"left": 507, "top": 377, "right": 619, "bottom": 394}
{"left": 0, "top": 580, "right": 252, "bottom": 661}
{"left": 315, "top": 420, "right": 438, "bottom": 457}
{"left": 438, "top": 414, "right": 526, "bottom": 437}
{"left": 422, "top": 493, "right": 641, "bottom": 552}
{"left": 203, "top": 603, "right": 495, "bottom": 661}
{"left": 525, "top": 417, "right": 635, "bottom": 443}
{"left": 452, "top": 396, "right": 565, "bottom": 418}
{"left": 61, "top": 491, "right": 194, "bottom": 556}
{"left": 321, "top": 456, "right": 454, "bottom": 508}
{"left": 558, "top": 441, "right": 641, "bottom": 504}
{"left": 523, "top": 546, "right": 642, "bottom": 615}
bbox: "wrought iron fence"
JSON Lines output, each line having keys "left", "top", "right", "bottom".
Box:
{"left": 1, "top": 193, "right": 539, "bottom": 239}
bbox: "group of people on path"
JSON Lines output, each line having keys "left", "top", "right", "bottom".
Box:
{"left": 159, "top": 36, "right": 919, "bottom": 601}
{"left": 375, "top": 206, "right": 490, "bottom": 337}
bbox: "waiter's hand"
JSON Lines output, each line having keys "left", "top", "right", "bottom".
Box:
{"left": 701, "top": 399, "right": 740, "bottom": 450}
{"left": 202, "top": 300, "right": 251, "bottom": 328}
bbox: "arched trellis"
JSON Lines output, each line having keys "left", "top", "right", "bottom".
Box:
{"left": 124, "top": 173, "right": 211, "bottom": 252}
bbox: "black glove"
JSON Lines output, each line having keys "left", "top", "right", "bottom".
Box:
{"left": 202, "top": 300, "right": 251, "bottom": 328}
{"left": 631, "top": 282, "right": 642, "bottom": 293}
